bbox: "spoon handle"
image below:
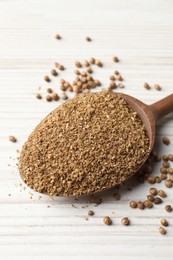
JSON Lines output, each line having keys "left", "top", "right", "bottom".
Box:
{"left": 150, "top": 93, "right": 173, "bottom": 121}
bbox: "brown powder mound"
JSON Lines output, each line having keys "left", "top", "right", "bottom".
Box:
{"left": 19, "top": 91, "right": 150, "bottom": 196}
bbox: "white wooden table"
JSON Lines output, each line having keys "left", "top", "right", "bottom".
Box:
{"left": 0, "top": 0, "right": 173, "bottom": 259}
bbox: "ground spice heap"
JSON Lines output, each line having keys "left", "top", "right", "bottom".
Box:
{"left": 19, "top": 91, "right": 150, "bottom": 197}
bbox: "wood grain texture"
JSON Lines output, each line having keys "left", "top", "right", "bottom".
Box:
{"left": 0, "top": 0, "right": 173, "bottom": 259}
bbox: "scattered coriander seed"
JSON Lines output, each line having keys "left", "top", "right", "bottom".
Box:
{"left": 165, "top": 179, "right": 172, "bottom": 188}
{"left": 113, "top": 193, "right": 120, "bottom": 200}
{"left": 112, "top": 56, "right": 119, "bottom": 62}
{"left": 144, "top": 200, "right": 153, "bottom": 208}
{"left": 116, "top": 75, "right": 123, "bottom": 81}
{"left": 44, "top": 75, "right": 51, "bottom": 82}
{"left": 68, "top": 86, "right": 73, "bottom": 92}
{"left": 158, "top": 190, "right": 167, "bottom": 198}
{"left": 168, "top": 154, "right": 173, "bottom": 161}
{"left": 162, "top": 136, "right": 170, "bottom": 145}
{"left": 95, "top": 60, "right": 103, "bottom": 67}
{"left": 86, "top": 67, "right": 93, "bottom": 74}
{"left": 51, "top": 69, "right": 58, "bottom": 76}
{"left": 94, "top": 79, "right": 101, "bottom": 87}
{"left": 154, "top": 197, "right": 163, "bottom": 204}
{"left": 118, "top": 83, "right": 125, "bottom": 89}
{"left": 168, "top": 168, "right": 173, "bottom": 175}
{"left": 155, "top": 176, "right": 161, "bottom": 183}
{"left": 9, "top": 135, "right": 17, "bottom": 143}
{"left": 51, "top": 93, "right": 59, "bottom": 101}
{"left": 93, "top": 198, "right": 102, "bottom": 205}
{"left": 60, "top": 92, "right": 68, "bottom": 100}
{"left": 147, "top": 195, "right": 154, "bottom": 202}
{"left": 161, "top": 173, "right": 167, "bottom": 180}
{"left": 137, "top": 201, "right": 145, "bottom": 210}
{"left": 160, "top": 218, "right": 168, "bottom": 227}
{"left": 55, "top": 34, "right": 61, "bottom": 40}
{"left": 88, "top": 210, "right": 94, "bottom": 216}
{"left": 89, "top": 57, "right": 95, "bottom": 64}
{"left": 59, "top": 65, "right": 65, "bottom": 71}
{"left": 75, "top": 61, "right": 82, "bottom": 68}
{"left": 130, "top": 201, "right": 137, "bottom": 208}
{"left": 159, "top": 226, "right": 166, "bottom": 235}
{"left": 83, "top": 60, "right": 90, "bottom": 67}
{"left": 144, "top": 83, "right": 151, "bottom": 90}
{"left": 160, "top": 167, "right": 167, "bottom": 174}
{"left": 74, "top": 70, "right": 80, "bottom": 75}
{"left": 162, "top": 155, "right": 169, "bottom": 161}
{"left": 109, "top": 81, "right": 117, "bottom": 89}
{"left": 121, "top": 217, "right": 130, "bottom": 226}
{"left": 86, "top": 36, "right": 92, "bottom": 42}
{"left": 36, "top": 93, "right": 42, "bottom": 99}
{"left": 163, "top": 161, "right": 170, "bottom": 168}
{"left": 114, "top": 70, "right": 119, "bottom": 75}
{"left": 103, "top": 216, "right": 112, "bottom": 225}
{"left": 153, "top": 154, "right": 161, "bottom": 162}
{"left": 47, "top": 88, "right": 53, "bottom": 94}
{"left": 83, "top": 89, "right": 90, "bottom": 94}
{"left": 110, "top": 75, "right": 115, "bottom": 81}
{"left": 46, "top": 95, "right": 52, "bottom": 102}
{"left": 154, "top": 84, "right": 161, "bottom": 91}
{"left": 165, "top": 205, "right": 172, "bottom": 212}
{"left": 147, "top": 176, "right": 155, "bottom": 184}
{"left": 169, "top": 175, "right": 173, "bottom": 182}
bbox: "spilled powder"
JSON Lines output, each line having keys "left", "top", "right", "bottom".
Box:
{"left": 19, "top": 91, "right": 150, "bottom": 197}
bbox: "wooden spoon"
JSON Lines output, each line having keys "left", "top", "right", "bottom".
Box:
{"left": 117, "top": 93, "right": 173, "bottom": 152}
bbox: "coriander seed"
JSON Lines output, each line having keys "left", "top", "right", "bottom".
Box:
{"left": 46, "top": 95, "right": 52, "bottom": 102}
{"left": 137, "top": 201, "right": 145, "bottom": 210}
{"left": 55, "top": 34, "right": 61, "bottom": 40}
{"left": 162, "top": 136, "right": 170, "bottom": 145}
{"left": 155, "top": 176, "right": 161, "bottom": 183}
{"left": 149, "top": 187, "right": 157, "bottom": 196}
{"left": 36, "top": 93, "right": 42, "bottom": 99}
{"left": 103, "top": 216, "right": 112, "bottom": 225}
{"left": 130, "top": 201, "right": 137, "bottom": 208}
{"left": 112, "top": 56, "right": 119, "bottom": 62}
{"left": 165, "top": 205, "right": 172, "bottom": 212}
{"left": 158, "top": 190, "right": 167, "bottom": 198}
{"left": 47, "top": 88, "right": 53, "bottom": 94}
{"left": 113, "top": 193, "right": 120, "bottom": 201}
{"left": 160, "top": 218, "right": 168, "bottom": 227}
{"left": 144, "top": 83, "right": 151, "bottom": 90}
{"left": 160, "top": 167, "right": 167, "bottom": 174}
{"left": 147, "top": 176, "right": 155, "bottom": 184}
{"left": 44, "top": 75, "right": 51, "bottom": 82}
{"left": 154, "top": 84, "right": 161, "bottom": 91}
{"left": 168, "top": 154, "right": 173, "bottom": 161}
{"left": 121, "top": 217, "right": 130, "bottom": 226}
{"left": 89, "top": 57, "right": 95, "bottom": 64}
{"left": 144, "top": 200, "right": 153, "bottom": 208}
{"left": 88, "top": 210, "right": 94, "bottom": 216}
{"left": 147, "top": 195, "right": 154, "bottom": 202}
{"left": 9, "top": 135, "right": 17, "bottom": 143}
{"left": 154, "top": 197, "right": 162, "bottom": 204}
{"left": 51, "top": 93, "right": 59, "bottom": 101}
{"left": 159, "top": 226, "right": 166, "bottom": 235}
{"left": 86, "top": 36, "right": 92, "bottom": 42}
{"left": 51, "top": 69, "right": 58, "bottom": 76}
{"left": 168, "top": 168, "right": 173, "bottom": 174}
{"left": 162, "top": 155, "right": 169, "bottom": 161}
{"left": 165, "top": 179, "right": 172, "bottom": 188}
{"left": 75, "top": 61, "right": 82, "bottom": 68}
{"left": 110, "top": 75, "right": 115, "bottom": 81}
{"left": 163, "top": 161, "right": 170, "bottom": 168}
